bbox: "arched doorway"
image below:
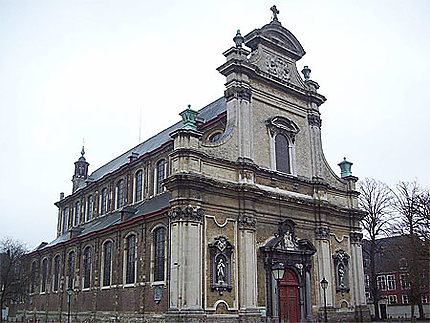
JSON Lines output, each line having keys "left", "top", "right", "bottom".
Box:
{"left": 279, "top": 269, "right": 299, "bottom": 322}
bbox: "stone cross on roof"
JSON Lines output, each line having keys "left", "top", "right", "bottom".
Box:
{"left": 270, "top": 5, "right": 279, "bottom": 21}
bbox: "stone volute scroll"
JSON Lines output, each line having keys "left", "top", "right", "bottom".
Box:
{"left": 332, "top": 249, "right": 350, "bottom": 295}
{"left": 266, "top": 116, "right": 300, "bottom": 144}
{"left": 209, "top": 236, "right": 234, "bottom": 294}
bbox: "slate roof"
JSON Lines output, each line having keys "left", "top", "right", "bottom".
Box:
{"left": 78, "top": 97, "right": 226, "bottom": 190}
{"left": 35, "top": 192, "right": 171, "bottom": 252}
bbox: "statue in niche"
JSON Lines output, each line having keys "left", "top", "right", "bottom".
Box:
{"left": 209, "top": 236, "right": 233, "bottom": 293}
{"left": 217, "top": 257, "right": 226, "bottom": 284}
{"left": 283, "top": 231, "right": 295, "bottom": 250}
{"left": 333, "top": 249, "right": 350, "bottom": 295}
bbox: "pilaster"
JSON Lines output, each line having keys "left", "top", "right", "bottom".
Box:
{"left": 315, "top": 226, "right": 333, "bottom": 307}
{"left": 350, "top": 232, "right": 366, "bottom": 306}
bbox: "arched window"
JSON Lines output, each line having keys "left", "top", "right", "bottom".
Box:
{"left": 156, "top": 160, "right": 166, "bottom": 194}
{"left": 41, "top": 258, "right": 48, "bottom": 293}
{"left": 30, "top": 261, "right": 36, "bottom": 294}
{"left": 62, "top": 207, "right": 69, "bottom": 233}
{"left": 74, "top": 201, "right": 80, "bottom": 226}
{"left": 86, "top": 195, "right": 93, "bottom": 221}
{"left": 275, "top": 133, "right": 291, "bottom": 174}
{"left": 83, "top": 247, "right": 92, "bottom": 289}
{"left": 154, "top": 227, "right": 165, "bottom": 282}
{"left": 125, "top": 235, "right": 136, "bottom": 284}
{"left": 116, "top": 179, "right": 124, "bottom": 209}
{"left": 53, "top": 255, "right": 60, "bottom": 292}
{"left": 101, "top": 188, "right": 108, "bottom": 215}
{"left": 134, "top": 170, "right": 143, "bottom": 202}
{"left": 67, "top": 251, "right": 75, "bottom": 289}
{"left": 102, "top": 241, "right": 112, "bottom": 286}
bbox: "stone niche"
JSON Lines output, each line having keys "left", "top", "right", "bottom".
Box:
{"left": 209, "top": 236, "right": 233, "bottom": 293}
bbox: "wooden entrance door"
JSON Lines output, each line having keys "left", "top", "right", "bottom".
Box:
{"left": 279, "top": 269, "right": 300, "bottom": 323}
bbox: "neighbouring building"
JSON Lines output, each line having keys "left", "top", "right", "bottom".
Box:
{"left": 363, "top": 236, "right": 430, "bottom": 321}
{"left": 19, "top": 7, "right": 370, "bottom": 323}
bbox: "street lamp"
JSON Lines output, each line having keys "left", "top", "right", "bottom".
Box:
{"left": 272, "top": 263, "right": 285, "bottom": 323}
{"left": 320, "top": 277, "right": 328, "bottom": 323}
{"left": 67, "top": 287, "right": 73, "bottom": 323}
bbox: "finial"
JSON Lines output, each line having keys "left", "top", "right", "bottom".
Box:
{"left": 270, "top": 5, "right": 280, "bottom": 21}
{"left": 233, "top": 29, "right": 244, "bottom": 48}
{"left": 301, "top": 66, "right": 311, "bottom": 81}
{"left": 81, "top": 146, "right": 85, "bottom": 157}
{"left": 179, "top": 104, "right": 199, "bottom": 131}
{"left": 338, "top": 157, "right": 353, "bottom": 178}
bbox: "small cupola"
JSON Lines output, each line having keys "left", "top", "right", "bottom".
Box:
{"left": 72, "top": 146, "right": 89, "bottom": 192}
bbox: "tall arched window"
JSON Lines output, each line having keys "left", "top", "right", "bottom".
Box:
{"left": 134, "top": 170, "right": 143, "bottom": 202}
{"left": 86, "top": 195, "right": 93, "bottom": 221}
{"left": 53, "top": 255, "right": 60, "bottom": 292}
{"left": 74, "top": 201, "right": 80, "bottom": 226}
{"left": 83, "top": 247, "right": 92, "bottom": 289}
{"left": 30, "top": 261, "right": 36, "bottom": 294}
{"left": 67, "top": 251, "right": 75, "bottom": 289}
{"left": 102, "top": 241, "right": 112, "bottom": 286}
{"left": 41, "top": 258, "right": 48, "bottom": 293}
{"left": 62, "top": 207, "right": 69, "bottom": 233}
{"left": 101, "top": 188, "right": 108, "bottom": 215}
{"left": 154, "top": 227, "right": 166, "bottom": 282}
{"left": 275, "top": 133, "right": 291, "bottom": 174}
{"left": 156, "top": 160, "right": 166, "bottom": 194}
{"left": 116, "top": 179, "right": 124, "bottom": 209}
{"left": 125, "top": 235, "right": 136, "bottom": 284}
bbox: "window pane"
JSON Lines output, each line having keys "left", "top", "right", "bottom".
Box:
{"left": 135, "top": 170, "right": 143, "bottom": 202}
{"left": 41, "top": 259, "right": 47, "bottom": 292}
{"left": 63, "top": 208, "right": 69, "bottom": 233}
{"left": 275, "top": 134, "right": 290, "bottom": 174}
{"left": 117, "top": 180, "right": 124, "bottom": 208}
{"left": 154, "top": 228, "right": 165, "bottom": 281}
{"left": 74, "top": 202, "right": 80, "bottom": 226}
{"left": 68, "top": 252, "right": 75, "bottom": 289}
{"left": 156, "top": 160, "right": 166, "bottom": 194}
{"left": 53, "top": 256, "right": 60, "bottom": 292}
{"left": 126, "top": 235, "right": 136, "bottom": 284}
{"left": 103, "top": 242, "right": 112, "bottom": 286}
{"left": 101, "top": 188, "right": 107, "bottom": 214}
{"left": 84, "top": 247, "right": 92, "bottom": 288}
{"left": 87, "top": 196, "right": 93, "bottom": 221}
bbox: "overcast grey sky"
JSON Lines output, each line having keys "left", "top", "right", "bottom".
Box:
{"left": 1, "top": 0, "right": 429, "bottom": 249}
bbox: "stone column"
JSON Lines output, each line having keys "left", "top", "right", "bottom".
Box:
{"left": 237, "top": 214, "right": 260, "bottom": 318}
{"left": 350, "top": 232, "right": 366, "bottom": 306}
{"left": 169, "top": 205, "right": 204, "bottom": 312}
{"left": 305, "top": 266, "right": 314, "bottom": 321}
{"left": 315, "top": 227, "right": 333, "bottom": 307}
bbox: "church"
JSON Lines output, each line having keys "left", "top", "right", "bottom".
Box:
{"left": 21, "top": 7, "right": 370, "bottom": 323}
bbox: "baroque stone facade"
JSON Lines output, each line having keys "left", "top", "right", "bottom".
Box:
{"left": 19, "top": 7, "right": 370, "bottom": 323}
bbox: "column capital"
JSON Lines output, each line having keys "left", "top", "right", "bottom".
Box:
{"left": 315, "top": 226, "right": 330, "bottom": 240}
{"left": 350, "top": 231, "right": 363, "bottom": 244}
{"left": 238, "top": 213, "right": 256, "bottom": 230}
{"left": 169, "top": 205, "right": 204, "bottom": 223}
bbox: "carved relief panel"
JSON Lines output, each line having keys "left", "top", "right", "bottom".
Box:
{"left": 332, "top": 249, "right": 350, "bottom": 295}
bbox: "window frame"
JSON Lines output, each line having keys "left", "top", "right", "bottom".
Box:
{"left": 53, "top": 255, "right": 60, "bottom": 292}
{"left": 134, "top": 169, "right": 144, "bottom": 203}
{"left": 74, "top": 201, "right": 80, "bottom": 226}
{"left": 124, "top": 233, "right": 137, "bottom": 285}
{"left": 40, "top": 258, "right": 48, "bottom": 293}
{"left": 86, "top": 195, "right": 93, "bottom": 221}
{"left": 387, "top": 274, "right": 396, "bottom": 291}
{"left": 83, "top": 246, "right": 92, "bottom": 289}
{"left": 116, "top": 179, "right": 124, "bottom": 209}
{"left": 101, "top": 188, "right": 108, "bottom": 215}
{"left": 388, "top": 295, "right": 398, "bottom": 305}
{"left": 62, "top": 207, "right": 69, "bottom": 233}
{"left": 377, "top": 275, "right": 387, "bottom": 291}
{"left": 30, "top": 261, "right": 37, "bottom": 294}
{"left": 402, "top": 294, "right": 410, "bottom": 304}
{"left": 101, "top": 240, "right": 113, "bottom": 287}
{"left": 151, "top": 225, "right": 167, "bottom": 284}
{"left": 274, "top": 133, "right": 291, "bottom": 174}
{"left": 155, "top": 159, "right": 166, "bottom": 195}
{"left": 67, "top": 251, "right": 75, "bottom": 290}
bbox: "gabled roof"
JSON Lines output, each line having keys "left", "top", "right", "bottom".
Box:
{"left": 76, "top": 97, "right": 226, "bottom": 191}
{"left": 36, "top": 191, "right": 171, "bottom": 252}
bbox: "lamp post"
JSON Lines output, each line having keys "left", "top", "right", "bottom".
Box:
{"left": 272, "top": 263, "right": 285, "bottom": 323}
{"left": 67, "top": 288, "right": 73, "bottom": 323}
{"left": 320, "top": 277, "right": 328, "bottom": 323}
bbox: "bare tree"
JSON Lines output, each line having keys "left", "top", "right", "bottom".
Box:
{"left": 0, "top": 238, "right": 29, "bottom": 322}
{"left": 358, "top": 178, "right": 393, "bottom": 320}
{"left": 391, "top": 181, "right": 430, "bottom": 321}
